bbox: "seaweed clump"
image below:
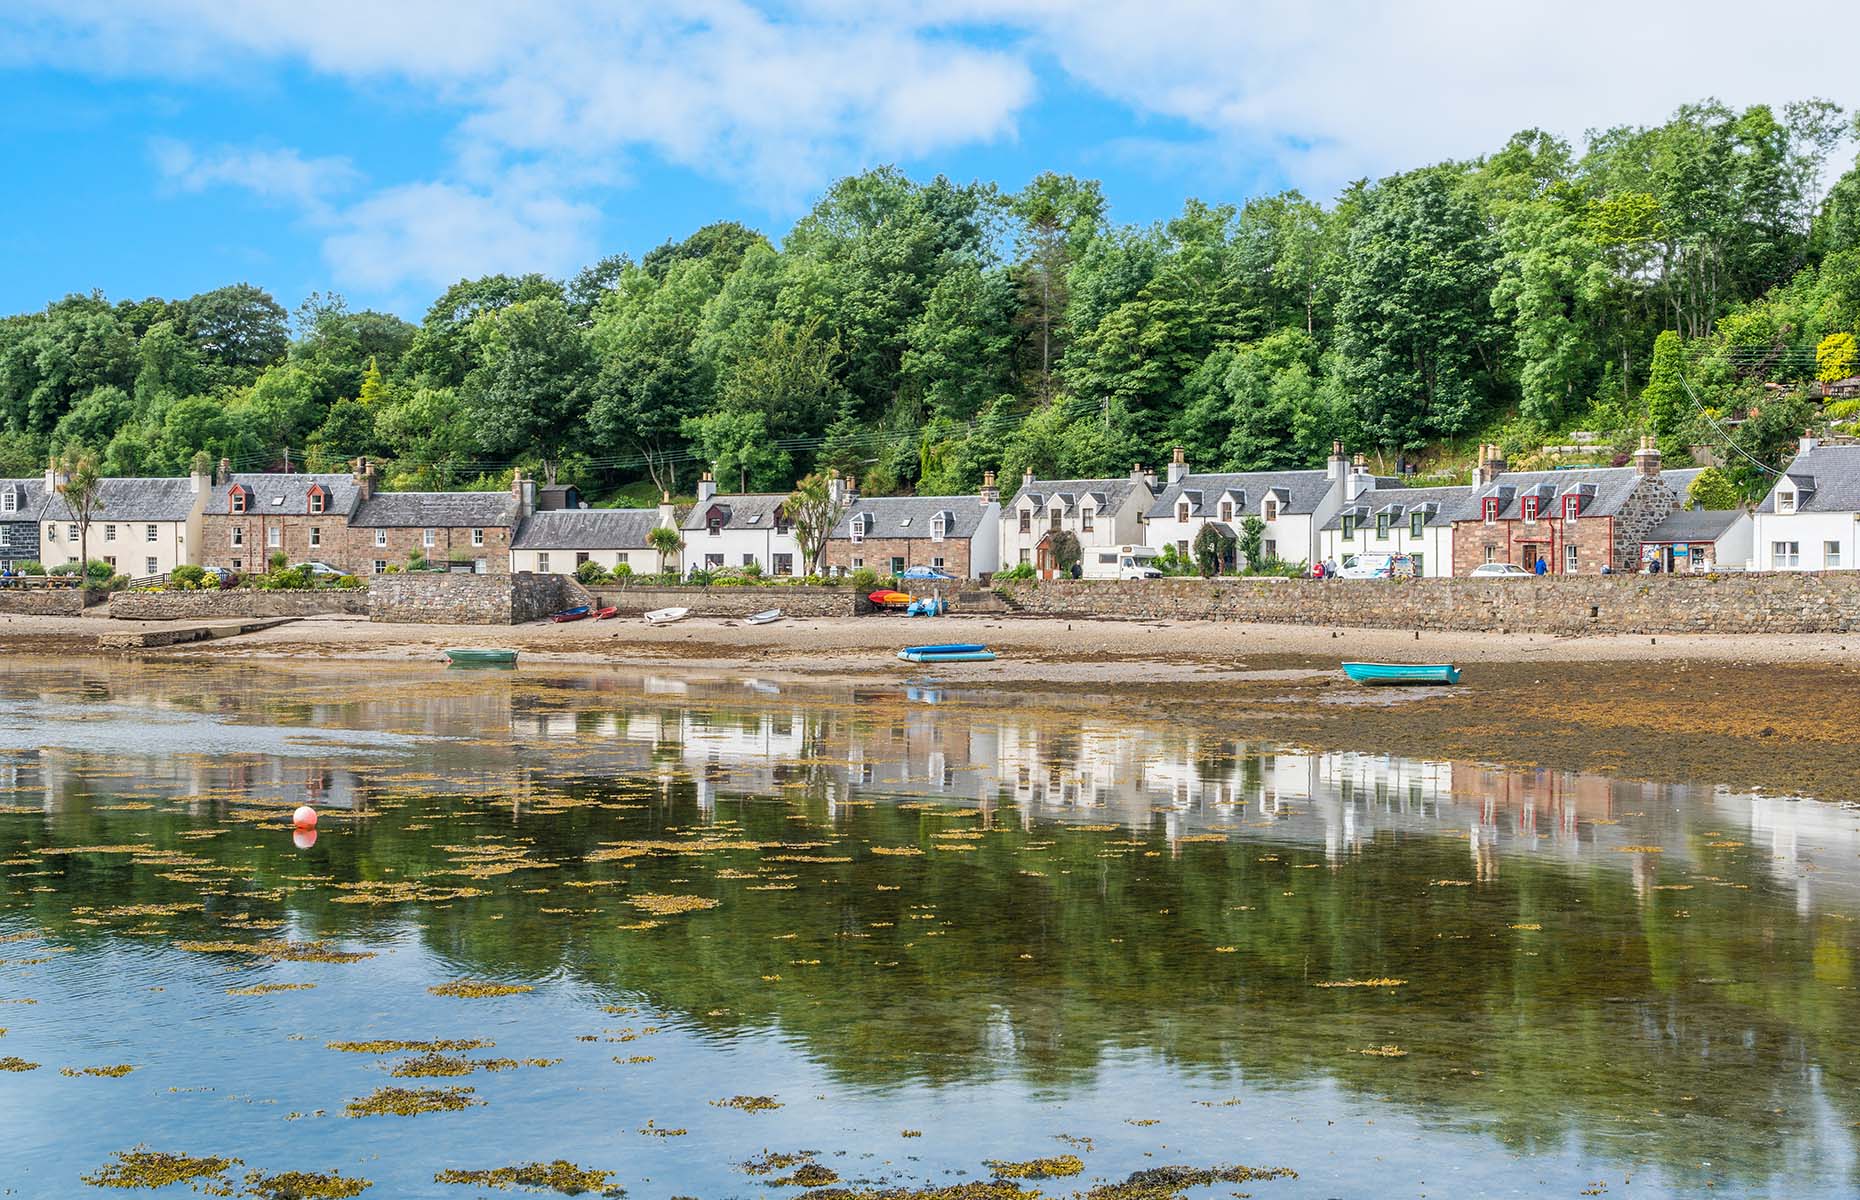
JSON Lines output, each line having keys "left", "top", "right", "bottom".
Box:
{"left": 343, "top": 1086, "right": 483, "bottom": 1117}
{"left": 327, "top": 1039, "right": 493, "bottom": 1053}
{"left": 712, "top": 1094, "right": 783, "bottom": 1112}
{"left": 241, "top": 1169, "right": 373, "bottom": 1198}
{"left": 987, "top": 1157, "right": 1084, "bottom": 1179}
{"left": 79, "top": 1147, "right": 239, "bottom": 1190}
{"left": 433, "top": 1160, "right": 623, "bottom": 1196}
{"left": 62, "top": 1064, "right": 137, "bottom": 1078}
{"left": 1081, "top": 1165, "right": 1298, "bottom": 1200}
{"left": 1, "top": 1055, "right": 39, "bottom": 1071}
{"left": 770, "top": 1164, "right": 841, "bottom": 1188}
{"left": 429, "top": 980, "right": 534, "bottom": 999}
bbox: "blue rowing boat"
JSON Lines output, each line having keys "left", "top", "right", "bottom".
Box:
{"left": 901, "top": 643, "right": 985, "bottom": 655}
{"left": 1341, "top": 661, "right": 1461, "bottom": 685}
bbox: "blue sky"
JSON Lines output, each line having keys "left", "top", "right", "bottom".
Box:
{"left": 3, "top": 1, "right": 1857, "bottom": 320}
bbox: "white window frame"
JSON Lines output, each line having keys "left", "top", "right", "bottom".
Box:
{"left": 267, "top": 526, "right": 281, "bottom": 548}
{"left": 471, "top": 528, "right": 485, "bottom": 547}
{"left": 104, "top": 524, "right": 116, "bottom": 542}
{"left": 423, "top": 528, "right": 436, "bottom": 549}
{"left": 0, "top": 491, "right": 13, "bottom": 513}
{"left": 1263, "top": 499, "right": 1278, "bottom": 522}
{"left": 145, "top": 524, "right": 157, "bottom": 543}
{"left": 538, "top": 552, "right": 551, "bottom": 573}
{"left": 374, "top": 528, "right": 388, "bottom": 548}
{"left": 1825, "top": 540, "right": 1842, "bottom": 569}
{"left": 373, "top": 560, "right": 387, "bottom": 574}
{"left": 1773, "top": 540, "right": 1800, "bottom": 568}
{"left": 309, "top": 527, "right": 321, "bottom": 548}
{"left": 68, "top": 523, "right": 79, "bottom": 541}
{"left": 309, "top": 491, "right": 325, "bottom": 514}
{"left": 145, "top": 557, "right": 158, "bottom": 577}
{"left": 0, "top": 526, "right": 10, "bottom": 549}
{"left": 1564, "top": 543, "right": 1578, "bottom": 573}
{"left": 230, "top": 527, "right": 243, "bottom": 547}
{"left": 1777, "top": 490, "right": 1796, "bottom": 514}
{"left": 931, "top": 514, "right": 947, "bottom": 541}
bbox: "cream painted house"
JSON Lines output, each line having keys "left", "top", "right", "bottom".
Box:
{"left": 37, "top": 467, "right": 208, "bottom": 579}
{"left": 680, "top": 474, "right": 805, "bottom": 576}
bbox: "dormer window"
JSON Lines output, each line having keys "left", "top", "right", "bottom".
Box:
{"left": 851, "top": 513, "right": 868, "bottom": 543}
{"left": 1341, "top": 514, "right": 1356, "bottom": 541}
{"left": 1410, "top": 511, "right": 1425, "bottom": 538}
{"left": 1483, "top": 497, "right": 1499, "bottom": 522}
{"left": 931, "top": 513, "right": 947, "bottom": 541}
{"left": 1563, "top": 495, "right": 1580, "bottom": 523}
{"left": 1050, "top": 509, "right": 1062, "bottom": 532}
{"left": 1219, "top": 500, "right": 1233, "bottom": 522}
{"left": 307, "top": 485, "right": 327, "bottom": 514}
{"left": 1778, "top": 489, "right": 1796, "bottom": 513}
{"left": 1375, "top": 513, "right": 1390, "bottom": 540}
{"left": 1019, "top": 509, "right": 1031, "bottom": 534}
{"left": 230, "top": 487, "right": 249, "bottom": 514}
{"left": 1263, "top": 499, "right": 1278, "bottom": 522}
{"left": 0, "top": 490, "right": 14, "bottom": 514}
{"left": 1522, "top": 495, "right": 1539, "bottom": 521}
{"left": 1176, "top": 501, "right": 1190, "bottom": 522}
{"left": 1080, "top": 508, "right": 1093, "bottom": 533}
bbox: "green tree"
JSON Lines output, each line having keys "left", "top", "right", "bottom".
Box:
{"left": 1011, "top": 172, "right": 1105, "bottom": 399}
{"left": 1817, "top": 331, "right": 1858, "bottom": 382}
{"left": 1685, "top": 467, "right": 1742, "bottom": 510}
{"left": 1238, "top": 515, "right": 1266, "bottom": 568}
{"left": 647, "top": 525, "right": 685, "bottom": 577}
{"left": 461, "top": 295, "right": 592, "bottom": 482}
{"left": 680, "top": 409, "right": 792, "bottom": 493}
{"left": 1192, "top": 522, "right": 1234, "bottom": 577}
{"left": 786, "top": 472, "right": 849, "bottom": 575}
{"left": 589, "top": 261, "right": 719, "bottom": 494}
{"left": 1643, "top": 330, "right": 1687, "bottom": 437}
{"left": 56, "top": 444, "right": 105, "bottom": 580}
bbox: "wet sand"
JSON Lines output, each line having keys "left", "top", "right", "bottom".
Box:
{"left": 4, "top": 611, "right": 1856, "bottom": 802}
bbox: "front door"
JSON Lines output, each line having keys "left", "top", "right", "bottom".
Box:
{"left": 1518, "top": 542, "right": 1550, "bottom": 574}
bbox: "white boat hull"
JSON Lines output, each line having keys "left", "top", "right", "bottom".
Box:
{"left": 644, "top": 607, "right": 690, "bottom": 625}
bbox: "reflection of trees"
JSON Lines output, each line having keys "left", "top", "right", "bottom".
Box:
{"left": 6, "top": 779, "right": 1857, "bottom": 1192}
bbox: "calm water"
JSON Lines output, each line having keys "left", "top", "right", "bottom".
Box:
{"left": 1, "top": 657, "right": 1857, "bottom": 1198}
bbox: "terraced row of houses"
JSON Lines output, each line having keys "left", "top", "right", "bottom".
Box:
{"left": 1, "top": 436, "right": 1852, "bottom": 581}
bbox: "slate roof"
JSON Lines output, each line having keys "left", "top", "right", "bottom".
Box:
{"left": 351, "top": 492, "right": 519, "bottom": 528}
{"left": 1643, "top": 508, "right": 1746, "bottom": 543}
{"left": 1320, "top": 486, "right": 1473, "bottom": 531}
{"left": 1452, "top": 467, "right": 1701, "bottom": 522}
{"left": 40, "top": 477, "right": 202, "bottom": 522}
{"left": 681, "top": 493, "right": 790, "bottom": 532}
{"left": 1148, "top": 470, "right": 1365, "bottom": 520}
{"left": 829, "top": 496, "right": 994, "bottom": 541}
{"left": 1756, "top": 445, "right": 1860, "bottom": 513}
{"left": 1007, "top": 475, "right": 1154, "bottom": 513}
{"left": 204, "top": 473, "right": 363, "bottom": 517}
{"left": 0, "top": 479, "right": 48, "bottom": 521}
{"left": 512, "top": 509, "right": 663, "bottom": 550}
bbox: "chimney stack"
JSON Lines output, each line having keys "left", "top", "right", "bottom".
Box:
{"left": 1022, "top": 466, "right": 1035, "bottom": 491}
{"left": 1327, "top": 440, "right": 1349, "bottom": 489}
{"left": 216, "top": 457, "right": 231, "bottom": 486}
{"left": 1799, "top": 431, "right": 1818, "bottom": 459}
{"left": 1167, "top": 446, "right": 1188, "bottom": 485}
{"left": 657, "top": 489, "right": 677, "bottom": 530}
{"left": 353, "top": 456, "right": 375, "bottom": 500}
{"left": 979, "top": 470, "right": 999, "bottom": 506}
{"left": 1476, "top": 443, "right": 1508, "bottom": 486}
{"left": 696, "top": 471, "right": 716, "bottom": 504}
{"left": 1632, "top": 435, "right": 1661, "bottom": 478}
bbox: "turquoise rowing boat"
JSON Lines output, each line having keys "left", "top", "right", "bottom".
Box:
{"left": 1341, "top": 661, "right": 1460, "bottom": 685}
{"left": 897, "top": 647, "right": 996, "bottom": 663}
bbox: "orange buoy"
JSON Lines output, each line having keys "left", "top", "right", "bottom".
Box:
{"left": 292, "top": 805, "right": 318, "bottom": 829}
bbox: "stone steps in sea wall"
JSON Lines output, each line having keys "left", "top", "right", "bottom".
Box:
{"left": 995, "top": 574, "right": 1860, "bottom": 635}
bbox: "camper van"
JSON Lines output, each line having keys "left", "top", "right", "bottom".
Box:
{"left": 1085, "top": 544, "right": 1161, "bottom": 580}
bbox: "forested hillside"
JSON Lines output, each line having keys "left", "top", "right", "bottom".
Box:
{"left": 4, "top": 98, "right": 1858, "bottom": 501}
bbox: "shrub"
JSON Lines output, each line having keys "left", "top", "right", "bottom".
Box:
{"left": 335, "top": 574, "right": 363, "bottom": 589}
{"left": 739, "top": 561, "right": 763, "bottom": 579}
{"left": 49, "top": 562, "right": 79, "bottom": 576}
{"left": 995, "top": 562, "right": 1034, "bottom": 582}
{"left": 849, "top": 566, "right": 879, "bottom": 590}
{"left": 610, "top": 563, "right": 633, "bottom": 580}
{"left": 171, "top": 565, "right": 207, "bottom": 590}
{"left": 268, "top": 551, "right": 289, "bottom": 573}
{"left": 1824, "top": 397, "right": 1860, "bottom": 420}
{"left": 684, "top": 566, "right": 715, "bottom": 586}
{"left": 575, "top": 560, "right": 608, "bottom": 585}
{"left": 19, "top": 561, "right": 44, "bottom": 576}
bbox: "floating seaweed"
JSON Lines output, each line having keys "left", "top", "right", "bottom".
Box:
{"left": 226, "top": 983, "right": 317, "bottom": 997}
{"left": 429, "top": 981, "right": 534, "bottom": 999}
{"left": 62, "top": 1064, "right": 136, "bottom": 1077}
{"left": 328, "top": 1039, "right": 494, "bottom": 1053}
{"left": 1, "top": 1055, "right": 39, "bottom": 1071}
{"left": 343, "top": 1086, "right": 483, "bottom": 1117}
{"left": 712, "top": 1094, "right": 783, "bottom": 1112}
{"left": 1080, "top": 1165, "right": 1298, "bottom": 1200}
{"left": 627, "top": 894, "right": 721, "bottom": 916}
{"left": 433, "top": 1160, "right": 623, "bottom": 1196}
{"left": 241, "top": 1169, "right": 373, "bottom": 1198}
{"left": 1313, "top": 978, "right": 1406, "bottom": 989}
{"left": 79, "top": 1147, "right": 240, "bottom": 1190}
{"left": 986, "top": 1156, "right": 1083, "bottom": 1179}
{"left": 175, "top": 940, "right": 372, "bottom": 964}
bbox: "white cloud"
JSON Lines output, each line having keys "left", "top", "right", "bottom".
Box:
{"left": 151, "top": 139, "right": 360, "bottom": 221}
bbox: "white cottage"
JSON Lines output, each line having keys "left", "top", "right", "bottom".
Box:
{"left": 680, "top": 473, "right": 805, "bottom": 576}
{"left": 1752, "top": 438, "right": 1860, "bottom": 570}
{"left": 1317, "top": 484, "right": 1471, "bottom": 577}
{"left": 1000, "top": 466, "right": 1157, "bottom": 578}
{"left": 38, "top": 466, "right": 208, "bottom": 579}
{"left": 1144, "top": 444, "right": 1377, "bottom": 570}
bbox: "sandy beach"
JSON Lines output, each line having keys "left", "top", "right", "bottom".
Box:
{"left": 3, "top": 609, "right": 1855, "bottom": 802}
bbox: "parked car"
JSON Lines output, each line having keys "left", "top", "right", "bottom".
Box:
{"left": 296, "top": 561, "right": 344, "bottom": 578}
{"left": 1339, "top": 553, "right": 1416, "bottom": 580}
{"left": 1470, "top": 562, "right": 1533, "bottom": 577}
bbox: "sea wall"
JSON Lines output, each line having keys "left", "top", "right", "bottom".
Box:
{"left": 996, "top": 573, "right": 1860, "bottom": 635}
{"left": 0, "top": 586, "right": 97, "bottom": 615}
{"left": 368, "top": 572, "right": 592, "bottom": 624}
{"left": 109, "top": 590, "right": 369, "bottom": 621}
{"left": 588, "top": 584, "right": 866, "bottom": 618}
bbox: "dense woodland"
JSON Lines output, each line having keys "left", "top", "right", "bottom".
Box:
{"left": 4, "top": 98, "right": 1860, "bottom": 503}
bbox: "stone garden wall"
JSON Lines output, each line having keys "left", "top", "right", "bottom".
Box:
{"left": 587, "top": 584, "right": 866, "bottom": 618}
{"left": 110, "top": 590, "right": 369, "bottom": 621}
{"left": 0, "top": 586, "right": 96, "bottom": 615}
{"left": 996, "top": 572, "right": 1860, "bottom": 635}
{"left": 368, "top": 572, "right": 592, "bottom": 624}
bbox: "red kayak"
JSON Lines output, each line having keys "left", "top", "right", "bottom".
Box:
{"left": 868, "top": 590, "right": 913, "bottom": 607}
{"left": 594, "top": 606, "right": 619, "bottom": 620}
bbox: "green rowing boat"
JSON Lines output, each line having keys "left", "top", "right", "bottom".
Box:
{"left": 445, "top": 648, "right": 518, "bottom": 666}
